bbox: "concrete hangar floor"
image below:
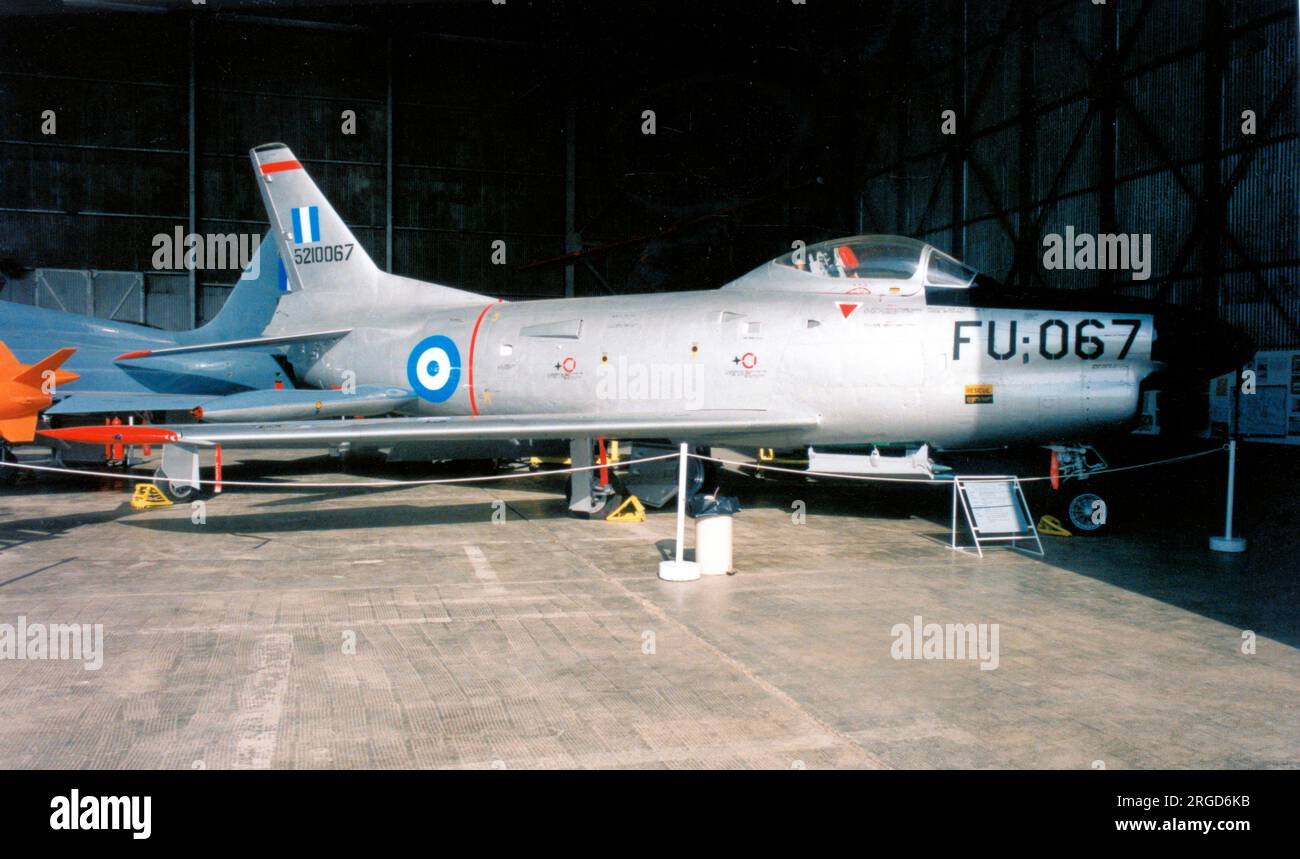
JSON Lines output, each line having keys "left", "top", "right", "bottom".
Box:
{"left": 0, "top": 443, "right": 1296, "bottom": 769}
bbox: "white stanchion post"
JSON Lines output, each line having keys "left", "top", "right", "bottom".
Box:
{"left": 1209, "top": 438, "right": 1247, "bottom": 553}
{"left": 658, "top": 442, "right": 701, "bottom": 581}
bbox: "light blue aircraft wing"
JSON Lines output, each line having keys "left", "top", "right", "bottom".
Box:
{"left": 44, "top": 393, "right": 218, "bottom": 416}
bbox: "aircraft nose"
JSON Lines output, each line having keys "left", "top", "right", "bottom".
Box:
{"left": 1151, "top": 304, "right": 1255, "bottom": 381}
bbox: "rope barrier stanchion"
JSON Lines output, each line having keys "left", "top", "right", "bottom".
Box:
{"left": 658, "top": 442, "right": 701, "bottom": 582}
{"left": 1209, "top": 439, "right": 1247, "bottom": 553}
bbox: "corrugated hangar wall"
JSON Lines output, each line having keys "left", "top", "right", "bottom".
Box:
{"left": 0, "top": 11, "right": 567, "bottom": 329}
{"left": 858, "top": 0, "right": 1298, "bottom": 350}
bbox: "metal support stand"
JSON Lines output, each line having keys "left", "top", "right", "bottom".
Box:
{"left": 1209, "top": 439, "right": 1247, "bottom": 553}
{"left": 567, "top": 436, "right": 599, "bottom": 515}
{"left": 158, "top": 443, "right": 202, "bottom": 497}
{"left": 658, "top": 443, "right": 700, "bottom": 581}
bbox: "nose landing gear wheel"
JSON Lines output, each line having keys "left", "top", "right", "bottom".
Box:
{"left": 1062, "top": 490, "right": 1109, "bottom": 536}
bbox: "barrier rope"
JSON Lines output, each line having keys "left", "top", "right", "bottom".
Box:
{"left": 692, "top": 445, "right": 1227, "bottom": 485}
{"left": 0, "top": 452, "right": 678, "bottom": 489}
{"left": 0, "top": 445, "right": 1227, "bottom": 491}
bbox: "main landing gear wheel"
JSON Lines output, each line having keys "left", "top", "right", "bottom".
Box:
{"left": 153, "top": 470, "right": 198, "bottom": 503}
{"left": 1060, "top": 489, "right": 1110, "bottom": 536}
{"left": 563, "top": 475, "right": 618, "bottom": 517}
{"left": 688, "top": 447, "right": 720, "bottom": 498}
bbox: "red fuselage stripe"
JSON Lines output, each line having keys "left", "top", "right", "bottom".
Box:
{"left": 259, "top": 159, "right": 302, "bottom": 174}
{"left": 467, "top": 301, "right": 500, "bottom": 416}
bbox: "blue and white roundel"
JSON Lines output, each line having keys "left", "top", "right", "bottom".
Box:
{"left": 406, "top": 335, "right": 462, "bottom": 403}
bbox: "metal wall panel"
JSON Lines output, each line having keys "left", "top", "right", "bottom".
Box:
{"left": 91, "top": 271, "right": 145, "bottom": 324}
{"left": 1115, "top": 166, "right": 1201, "bottom": 281}
{"left": 1033, "top": 100, "right": 1097, "bottom": 200}
{"left": 143, "top": 273, "right": 190, "bottom": 331}
{"left": 0, "top": 9, "right": 570, "bottom": 325}
{"left": 855, "top": 0, "right": 1299, "bottom": 348}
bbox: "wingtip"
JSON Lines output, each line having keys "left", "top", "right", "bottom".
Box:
{"left": 114, "top": 350, "right": 153, "bottom": 362}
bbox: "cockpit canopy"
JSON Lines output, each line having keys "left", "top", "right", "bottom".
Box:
{"left": 774, "top": 235, "right": 977, "bottom": 288}
{"left": 722, "top": 234, "right": 980, "bottom": 295}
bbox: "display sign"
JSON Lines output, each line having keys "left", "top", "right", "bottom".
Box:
{"left": 1206, "top": 349, "right": 1300, "bottom": 445}
{"left": 961, "top": 478, "right": 1025, "bottom": 533}
{"left": 951, "top": 476, "right": 1043, "bottom": 557}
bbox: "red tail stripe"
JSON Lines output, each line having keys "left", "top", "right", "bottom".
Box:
{"left": 259, "top": 159, "right": 302, "bottom": 174}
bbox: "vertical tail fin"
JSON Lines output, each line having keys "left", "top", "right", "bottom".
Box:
{"left": 248, "top": 144, "right": 379, "bottom": 301}
{"left": 182, "top": 232, "right": 284, "bottom": 344}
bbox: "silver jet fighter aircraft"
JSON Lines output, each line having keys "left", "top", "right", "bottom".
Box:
{"left": 44, "top": 144, "right": 1252, "bottom": 529}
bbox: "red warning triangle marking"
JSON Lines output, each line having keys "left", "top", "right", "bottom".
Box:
{"left": 837, "top": 302, "right": 860, "bottom": 319}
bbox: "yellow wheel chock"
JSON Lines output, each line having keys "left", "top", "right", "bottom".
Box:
{"left": 1036, "top": 514, "right": 1072, "bottom": 537}
{"left": 606, "top": 495, "right": 646, "bottom": 523}
{"left": 131, "top": 483, "right": 174, "bottom": 509}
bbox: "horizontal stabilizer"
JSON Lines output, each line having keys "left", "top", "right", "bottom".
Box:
{"left": 12, "top": 347, "right": 76, "bottom": 386}
{"left": 114, "top": 329, "right": 351, "bottom": 361}
{"left": 45, "top": 392, "right": 217, "bottom": 416}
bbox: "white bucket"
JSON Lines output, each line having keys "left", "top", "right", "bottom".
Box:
{"left": 695, "top": 515, "right": 734, "bottom": 575}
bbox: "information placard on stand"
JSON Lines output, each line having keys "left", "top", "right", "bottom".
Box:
{"left": 950, "top": 475, "right": 1043, "bottom": 557}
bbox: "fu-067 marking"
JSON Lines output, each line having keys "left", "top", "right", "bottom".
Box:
{"left": 953, "top": 318, "right": 1143, "bottom": 362}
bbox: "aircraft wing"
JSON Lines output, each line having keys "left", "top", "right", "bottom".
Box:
{"left": 44, "top": 392, "right": 218, "bottom": 416}
{"left": 41, "top": 410, "right": 820, "bottom": 448}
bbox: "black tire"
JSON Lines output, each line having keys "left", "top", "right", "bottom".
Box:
{"left": 587, "top": 492, "right": 614, "bottom": 516}
{"left": 1060, "top": 489, "right": 1110, "bottom": 536}
{"left": 154, "top": 473, "right": 198, "bottom": 502}
{"left": 688, "top": 446, "right": 720, "bottom": 497}
{"left": 562, "top": 474, "right": 617, "bottom": 517}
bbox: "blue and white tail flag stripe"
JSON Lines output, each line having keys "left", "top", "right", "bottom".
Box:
{"left": 291, "top": 206, "right": 321, "bottom": 244}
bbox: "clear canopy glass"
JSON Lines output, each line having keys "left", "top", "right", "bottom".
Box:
{"left": 774, "top": 235, "right": 977, "bottom": 288}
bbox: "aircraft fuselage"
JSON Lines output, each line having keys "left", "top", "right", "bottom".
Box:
{"left": 293, "top": 289, "right": 1157, "bottom": 450}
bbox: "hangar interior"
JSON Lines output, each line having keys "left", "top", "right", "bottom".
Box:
{"left": 2, "top": 0, "right": 1296, "bottom": 342}
{"left": 0, "top": 0, "right": 1297, "bottom": 769}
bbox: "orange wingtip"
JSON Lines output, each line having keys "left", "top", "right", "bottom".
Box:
{"left": 39, "top": 426, "right": 179, "bottom": 445}
{"left": 114, "top": 350, "right": 153, "bottom": 361}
